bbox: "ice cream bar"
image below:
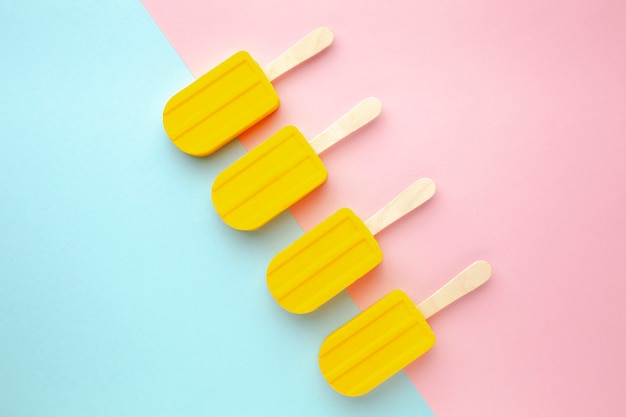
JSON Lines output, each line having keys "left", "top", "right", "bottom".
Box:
{"left": 163, "top": 27, "right": 334, "bottom": 157}
{"left": 212, "top": 97, "right": 382, "bottom": 231}
{"left": 266, "top": 178, "right": 436, "bottom": 314}
{"left": 319, "top": 260, "right": 492, "bottom": 396}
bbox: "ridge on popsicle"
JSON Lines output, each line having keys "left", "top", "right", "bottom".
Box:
{"left": 163, "top": 27, "right": 334, "bottom": 157}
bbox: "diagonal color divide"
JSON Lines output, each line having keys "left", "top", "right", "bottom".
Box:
{"left": 142, "top": 0, "right": 626, "bottom": 416}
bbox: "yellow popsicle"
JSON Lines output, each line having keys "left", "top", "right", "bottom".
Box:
{"left": 212, "top": 98, "right": 382, "bottom": 231}
{"left": 319, "top": 260, "right": 492, "bottom": 396}
{"left": 267, "top": 178, "right": 436, "bottom": 314}
{"left": 163, "top": 27, "right": 334, "bottom": 157}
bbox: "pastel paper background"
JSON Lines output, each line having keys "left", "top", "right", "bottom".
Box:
{"left": 141, "top": 0, "right": 626, "bottom": 415}
{"left": 0, "top": 1, "right": 433, "bottom": 416}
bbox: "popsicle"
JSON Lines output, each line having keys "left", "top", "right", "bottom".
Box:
{"left": 212, "top": 97, "right": 382, "bottom": 231}
{"left": 266, "top": 178, "right": 436, "bottom": 314}
{"left": 319, "top": 260, "right": 492, "bottom": 396}
{"left": 163, "top": 27, "right": 334, "bottom": 157}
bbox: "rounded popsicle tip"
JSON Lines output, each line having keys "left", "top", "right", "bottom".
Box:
{"left": 311, "top": 26, "right": 335, "bottom": 49}
{"left": 211, "top": 170, "right": 265, "bottom": 231}
{"left": 360, "top": 97, "right": 383, "bottom": 119}
{"left": 266, "top": 270, "right": 319, "bottom": 315}
{"left": 469, "top": 260, "right": 493, "bottom": 286}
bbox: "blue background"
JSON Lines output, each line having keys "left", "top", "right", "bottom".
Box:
{"left": 0, "top": 1, "right": 433, "bottom": 415}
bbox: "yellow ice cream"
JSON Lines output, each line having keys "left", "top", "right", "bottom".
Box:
{"left": 267, "top": 208, "right": 383, "bottom": 314}
{"left": 163, "top": 51, "right": 279, "bottom": 157}
{"left": 212, "top": 126, "right": 327, "bottom": 231}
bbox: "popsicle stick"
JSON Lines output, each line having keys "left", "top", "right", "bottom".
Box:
{"left": 417, "top": 260, "right": 492, "bottom": 319}
{"left": 263, "top": 27, "right": 334, "bottom": 81}
{"left": 363, "top": 178, "right": 436, "bottom": 236}
{"left": 308, "top": 97, "right": 382, "bottom": 155}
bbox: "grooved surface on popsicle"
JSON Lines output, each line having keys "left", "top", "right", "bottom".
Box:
{"left": 319, "top": 290, "right": 435, "bottom": 397}
{"left": 267, "top": 208, "right": 382, "bottom": 313}
{"left": 163, "top": 51, "right": 279, "bottom": 156}
{"left": 212, "top": 126, "right": 327, "bottom": 230}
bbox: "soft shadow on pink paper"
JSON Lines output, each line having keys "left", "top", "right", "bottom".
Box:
{"left": 143, "top": 0, "right": 626, "bottom": 415}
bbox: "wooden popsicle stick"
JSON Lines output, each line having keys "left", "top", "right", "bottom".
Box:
{"left": 363, "top": 178, "right": 436, "bottom": 236}
{"left": 308, "top": 97, "right": 382, "bottom": 155}
{"left": 417, "top": 260, "right": 492, "bottom": 319}
{"left": 263, "top": 27, "right": 334, "bottom": 82}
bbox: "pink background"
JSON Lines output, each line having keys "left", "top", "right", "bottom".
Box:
{"left": 142, "top": 0, "right": 626, "bottom": 415}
